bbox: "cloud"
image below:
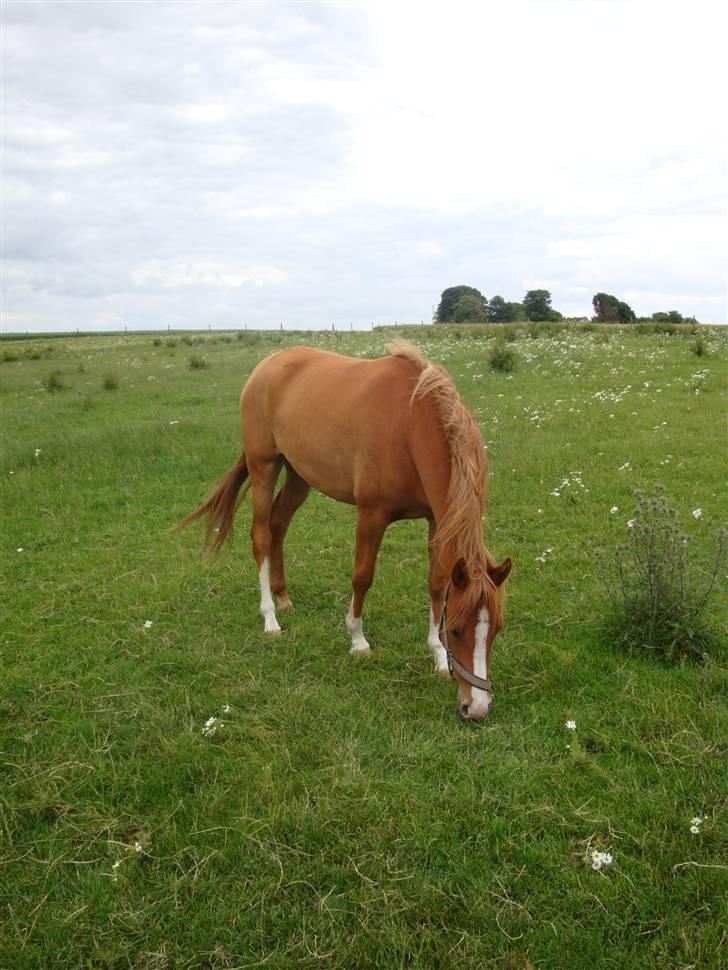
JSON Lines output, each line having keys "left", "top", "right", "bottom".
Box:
{"left": 1, "top": 0, "right": 726, "bottom": 332}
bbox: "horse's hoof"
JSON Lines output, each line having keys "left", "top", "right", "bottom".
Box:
{"left": 350, "top": 644, "right": 372, "bottom": 656}
{"left": 276, "top": 595, "right": 293, "bottom": 610}
{"left": 435, "top": 665, "right": 450, "bottom": 678}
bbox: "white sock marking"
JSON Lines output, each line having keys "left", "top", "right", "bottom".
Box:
{"left": 346, "top": 596, "right": 371, "bottom": 654}
{"left": 258, "top": 558, "right": 281, "bottom": 633}
{"left": 428, "top": 606, "right": 448, "bottom": 672}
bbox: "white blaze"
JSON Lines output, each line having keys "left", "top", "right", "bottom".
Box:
{"left": 467, "top": 606, "right": 491, "bottom": 717}
{"left": 258, "top": 558, "right": 281, "bottom": 633}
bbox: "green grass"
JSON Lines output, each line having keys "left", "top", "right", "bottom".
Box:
{"left": 1, "top": 324, "right": 727, "bottom": 969}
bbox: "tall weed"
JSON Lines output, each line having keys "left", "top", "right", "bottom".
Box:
{"left": 599, "top": 488, "right": 727, "bottom": 661}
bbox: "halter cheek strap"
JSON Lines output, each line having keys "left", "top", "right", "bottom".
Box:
{"left": 438, "top": 580, "right": 493, "bottom": 694}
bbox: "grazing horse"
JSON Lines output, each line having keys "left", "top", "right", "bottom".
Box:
{"left": 180, "top": 340, "right": 511, "bottom": 719}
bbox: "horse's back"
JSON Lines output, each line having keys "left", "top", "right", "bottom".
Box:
{"left": 241, "top": 347, "right": 429, "bottom": 508}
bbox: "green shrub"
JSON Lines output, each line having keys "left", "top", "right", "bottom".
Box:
{"left": 153, "top": 338, "right": 162, "bottom": 347}
{"left": 189, "top": 355, "right": 209, "bottom": 370}
{"left": 166, "top": 340, "right": 177, "bottom": 349}
{"left": 599, "top": 488, "right": 727, "bottom": 662}
{"left": 102, "top": 372, "right": 120, "bottom": 390}
{"left": 488, "top": 341, "right": 518, "bottom": 372}
{"left": 2, "top": 350, "right": 19, "bottom": 362}
{"left": 42, "top": 371, "right": 66, "bottom": 392}
{"left": 692, "top": 335, "right": 707, "bottom": 357}
{"left": 181, "top": 335, "right": 194, "bottom": 346}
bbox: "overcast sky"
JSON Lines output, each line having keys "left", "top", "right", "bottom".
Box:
{"left": 2, "top": 0, "right": 726, "bottom": 332}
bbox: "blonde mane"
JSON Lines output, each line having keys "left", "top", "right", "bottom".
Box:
{"left": 388, "top": 341, "right": 500, "bottom": 621}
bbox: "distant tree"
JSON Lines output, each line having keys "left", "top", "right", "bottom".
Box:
{"left": 507, "top": 301, "right": 527, "bottom": 322}
{"left": 453, "top": 294, "right": 487, "bottom": 322}
{"left": 487, "top": 295, "right": 511, "bottom": 322}
{"left": 523, "top": 289, "right": 553, "bottom": 321}
{"left": 652, "top": 310, "right": 684, "bottom": 323}
{"left": 435, "top": 285, "right": 487, "bottom": 323}
{"left": 593, "top": 292, "right": 636, "bottom": 323}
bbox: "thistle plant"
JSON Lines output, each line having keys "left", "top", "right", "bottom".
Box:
{"left": 488, "top": 339, "right": 518, "bottom": 373}
{"left": 600, "top": 488, "right": 727, "bottom": 661}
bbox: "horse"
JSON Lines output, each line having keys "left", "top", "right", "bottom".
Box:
{"left": 179, "top": 340, "right": 511, "bottom": 719}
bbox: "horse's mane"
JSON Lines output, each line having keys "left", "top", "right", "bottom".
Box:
{"left": 388, "top": 340, "right": 501, "bottom": 622}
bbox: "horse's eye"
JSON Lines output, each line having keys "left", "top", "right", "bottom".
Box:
{"left": 451, "top": 628, "right": 463, "bottom": 641}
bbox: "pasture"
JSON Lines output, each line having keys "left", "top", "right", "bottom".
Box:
{"left": 1, "top": 324, "right": 727, "bottom": 969}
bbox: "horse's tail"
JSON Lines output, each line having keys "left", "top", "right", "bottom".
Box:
{"left": 177, "top": 451, "right": 250, "bottom": 556}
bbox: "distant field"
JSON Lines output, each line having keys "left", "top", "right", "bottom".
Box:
{"left": 1, "top": 324, "right": 727, "bottom": 969}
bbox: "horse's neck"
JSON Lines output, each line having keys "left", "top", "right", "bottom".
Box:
{"left": 413, "top": 427, "right": 484, "bottom": 573}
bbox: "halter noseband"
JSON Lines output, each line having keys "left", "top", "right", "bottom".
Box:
{"left": 438, "top": 580, "right": 493, "bottom": 693}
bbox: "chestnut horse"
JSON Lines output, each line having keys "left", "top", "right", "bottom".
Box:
{"left": 180, "top": 340, "right": 511, "bottom": 719}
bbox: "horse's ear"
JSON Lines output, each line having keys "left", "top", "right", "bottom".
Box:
{"left": 489, "top": 556, "right": 512, "bottom": 587}
{"left": 451, "top": 557, "right": 469, "bottom": 589}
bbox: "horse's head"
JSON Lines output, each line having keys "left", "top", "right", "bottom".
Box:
{"left": 442, "top": 556, "right": 512, "bottom": 720}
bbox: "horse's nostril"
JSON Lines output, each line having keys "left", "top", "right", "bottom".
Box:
{"left": 459, "top": 703, "right": 470, "bottom": 718}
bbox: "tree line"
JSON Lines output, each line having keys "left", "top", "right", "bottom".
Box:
{"left": 434, "top": 285, "right": 698, "bottom": 324}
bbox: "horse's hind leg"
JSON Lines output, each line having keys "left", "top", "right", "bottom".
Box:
{"left": 249, "top": 456, "right": 284, "bottom": 633}
{"left": 269, "top": 465, "right": 310, "bottom": 609}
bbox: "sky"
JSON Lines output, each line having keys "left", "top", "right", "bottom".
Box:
{"left": 2, "top": 0, "right": 727, "bottom": 333}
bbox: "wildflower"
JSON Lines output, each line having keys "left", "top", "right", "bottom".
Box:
{"left": 590, "top": 850, "right": 614, "bottom": 871}
{"left": 202, "top": 716, "right": 223, "bottom": 737}
{"left": 134, "top": 841, "right": 143, "bottom": 855}
{"left": 610, "top": 507, "right": 619, "bottom": 514}
{"left": 222, "top": 704, "right": 231, "bottom": 714}
{"left": 690, "top": 816, "right": 703, "bottom": 834}
{"left": 34, "top": 448, "right": 41, "bottom": 457}
{"left": 565, "top": 720, "right": 577, "bottom": 731}
{"left": 16, "top": 547, "right": 24, "bottom": 553}
{"left": 627, "top": 519, "right": 636, "bottom": 529}
{"left": 618, "top": 462, "right": 631, "bottom": 471}
{"left": 143, "top": 620, "right": 153, "bottom": 629}
{"left": 692, "top": 508, "right": 703, "bottom": 520}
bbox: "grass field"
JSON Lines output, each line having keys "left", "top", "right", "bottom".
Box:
{"left": 1, "top": 324, "right": 727, "bottom": 969}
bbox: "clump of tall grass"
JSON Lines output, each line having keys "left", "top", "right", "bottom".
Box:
{"left": 488, "top": 339, "right": 518, "bottom": 372}
{"left": 2, "top": 349, "right": 19, "bottom": 362}
{"left": 102, "top": 371, "right": 120, "bottom": 390}
{"left": 42, "top": 370, "right": 66, "bottom": 392}
{"left": 189, "top": 354, "right": 209, "bottom": 370}
{"left": 692, "top": 335, "right": 707, "bottom": 357}
{"left": 599, "top": 487, "right": 727, "bottom": 662}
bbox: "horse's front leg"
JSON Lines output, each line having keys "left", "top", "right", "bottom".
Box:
{"left": 347, "top": 508, "right": 389, "bottom": 654}
{"left": 427, "top": 518, "right": 449, "bottom": 676}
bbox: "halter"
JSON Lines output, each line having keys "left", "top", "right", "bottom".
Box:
{"left": 438, "top": 580, "right": 493, "bottom": 693}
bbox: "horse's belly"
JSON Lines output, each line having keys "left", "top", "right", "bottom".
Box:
{"left": 287, "top": 453, "right": 357, "bottom": 505}
{"left": 277, "top": 438, "right": 358, "bottom": 505}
